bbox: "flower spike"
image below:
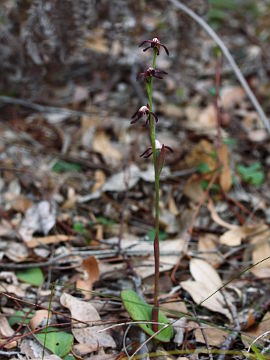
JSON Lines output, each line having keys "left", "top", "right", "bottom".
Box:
{"left": 139, "top": 37, "right": 169, "bottom": 56}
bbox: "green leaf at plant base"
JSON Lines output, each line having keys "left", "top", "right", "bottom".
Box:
{"left": 16, "top": 267, "right": 44, "bottom": 286}
{"left": 237, "top": 162, "right": 265, "bottom": 186}
{"left": 121, "top": 290, "right": 174, "bottom": 342}
{"left": 36, "top": 326, "right": 73, "bottom": 358}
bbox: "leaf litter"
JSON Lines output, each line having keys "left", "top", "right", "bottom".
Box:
{"left": 1, "top": 2, "right": 270, "bottom": 359}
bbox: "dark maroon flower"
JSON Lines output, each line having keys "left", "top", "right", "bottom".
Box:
{"left": 137, "top": 67, "right": 168, "bottom": 82}
{"left": 140, "top": 140, "right": 173, "bottom": 159}
{"left": 131, "top": 104, "right": 158, "bottom": 125}
{"left": 139, "top": 37, "right": 169, "bottom": 56}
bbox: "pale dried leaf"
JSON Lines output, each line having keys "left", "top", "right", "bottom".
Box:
{"left": 220, "top": 225, "right": 259, "bottom": 246}
{"left": 181, "top": 280, "right": 231, "bottom": 319}
{"left": 0, "top": 316, "right": 16, "bottom": 348}
{"left": 92, "top": 170, "right": 106, "bottom": 193}
{"left": 21, "top": 338, "right": 51, "bottom": 359}
{"left": 29, "top": 310, "right": 52, "bottom": 330}
{"left": 27, "top": 234, "right": 75, "bottom": 248}
{"left": 220, "top": 86, "right": 245, "bottom": 109}
{"left": 208, "top": 200, "right": 236, "bottom": 230}
{"left": 184, "top": 140, "right": 216, "bottom": 170}
{"left": 19, "top": 201, "right": 56, "bottom": 243}
{"left": 219, "top": 144, "right": 232, "bottom": 192}
{"left": 5, "top": 242, "right": 29, "bottom": 262}
{"left": 194, "top": 326, "right": 228, "bottom": 346}
{"left": 250, "top": 225, "right": 270, "bottom": 277}
{"left": 242, "top": 312, "right": 270, "bottom": 348}
{"left": 198, "top": 234, "right": 222, "bottom": 267}
{"left": 190, "top": 258, "right": 222, "bottom": 292}
{"left": 183, "top": 176, "right": 205, "bottom": 203}
{"left": 198, "top": 104, "right": 216, "bottom": 128}
{"left": 173, "top": 318, "right": 186, "bottom": 346}
{"left": 93, "top": 131, "right": 122, "bottom": 162}
{"left": 60, "top": 293, "right": 116, "bottom": 350}
{"left": 11, "top": 195, "right": 33, "bottom": 213}
{"left": 0, "top": 220, "right": 13, "bottom": 237}
{"left": 220, "top": 227, "right": 245, "bottom": 246}
{"left": 73, "top": 343, "right": 99, "bottom": 356}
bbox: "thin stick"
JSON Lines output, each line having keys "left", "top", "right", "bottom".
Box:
{"left": 168, "top": 0, "right": 270, "bottom": 134}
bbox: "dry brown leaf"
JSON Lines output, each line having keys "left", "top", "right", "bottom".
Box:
{"left": 0, "top": 316, "right": 16, "bottom": 348}
{"left": 76, "top": 256, "right": 100, "bottom": 299}
{"left": 169, "top": 193, "right": 179, "bottom": 216}
{"left": 93, "top": 131, "right": 122, "bottom": 162}
{"left": 181, "top": 258, "right": 232, "bottom": 320}
{"left": 162, "top": 301, "right": 187, "bottom": 317}
{"left": 208, "top": 199, "right": 236, "bottom": 230}
{"left": 60, "top": 293, "right": 116, "bottom": 350}
{"left": 5, "top": 241, "right": 29, "bottom": 262}
{"left": 220, "top": 225, "right": 260, "bottom": 247}
{"left": 181, "top": 280, "right": 231, "bottom": 319}
{"left": 0, "top": 220, "right": 13, "bottom": 237}
{"left": 159, "top": 103, "right": 184, "bottom": 118}
{"left": 183, "top": 175, "right": 205, "bottom": 203}
{"left": 220, "top": 86, "right": 245, "bottom": 109}
{"left": 61, "top": 187, "right": 77, "bottom": 210}
{"left": 184, "top": 140, "right": 216, "bottom": 171}
{"left": 173, "top": 318, "right": 186, "bottom": 346}
{"left": 19, "top": 201, "right": 56, "bottom": 243}
{"left": 198, "top": 233, "right": 222, "bottom": 267}
{"left": 218, "top": 143, "right": 232, "bottom": 192}
{"left": 250, "top": 225, "right": 270, "bottom": 277}
{"left": 21, "top": 338, "right": 50, "bottom": 359}
{"left": 85, "top": 28, "right": 109, "bottom": 54}
{"left": 73, "top": 343, "right": 99, "bottom": 357}
{"left": 92, "top": 170, "right": 106, "bottom": 193}
{"left": 190, "top": 258, "right": 222, "bottom": 292}
{"left": 198, "top": 104, "right": 217, "bottom": 128}
{"left": 29, "top": 310, "right": 52, "bottom": 331}
{"left": 242, "top": 312, "right": 270, "bottom": 348}
{"left": 27, "top": 234, "right": 75, "bottom": 248}
{"left": 11, "top": 195, "right": 33, "bottom": 213}
{"left": 194, "top": 326, "right": 228, "bottom": 346}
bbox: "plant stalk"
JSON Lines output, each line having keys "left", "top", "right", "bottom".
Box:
{"left": 146, "top": 49, "right": 160, "bottom": 332}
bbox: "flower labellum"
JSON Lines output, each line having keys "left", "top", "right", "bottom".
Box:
{"left": 131, "top": 104, "right": 158, "bottom": 125}
{"left": 139, "top": 37, "right": 169, "bottom": 56}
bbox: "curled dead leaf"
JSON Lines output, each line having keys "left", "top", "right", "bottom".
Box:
{"left": 60, "top": 293, "right": 116, "bottom": 351}
{"left": 29, "top": 310, "right": 52, "bottom": 331}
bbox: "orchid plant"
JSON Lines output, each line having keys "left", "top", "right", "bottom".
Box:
{"left": 121, "top": 37, "right": 173, "bottom": 341}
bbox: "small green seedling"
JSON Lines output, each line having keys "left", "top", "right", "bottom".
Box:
{"left": 237, "top": 162, "right": 264, "bottom": 186}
